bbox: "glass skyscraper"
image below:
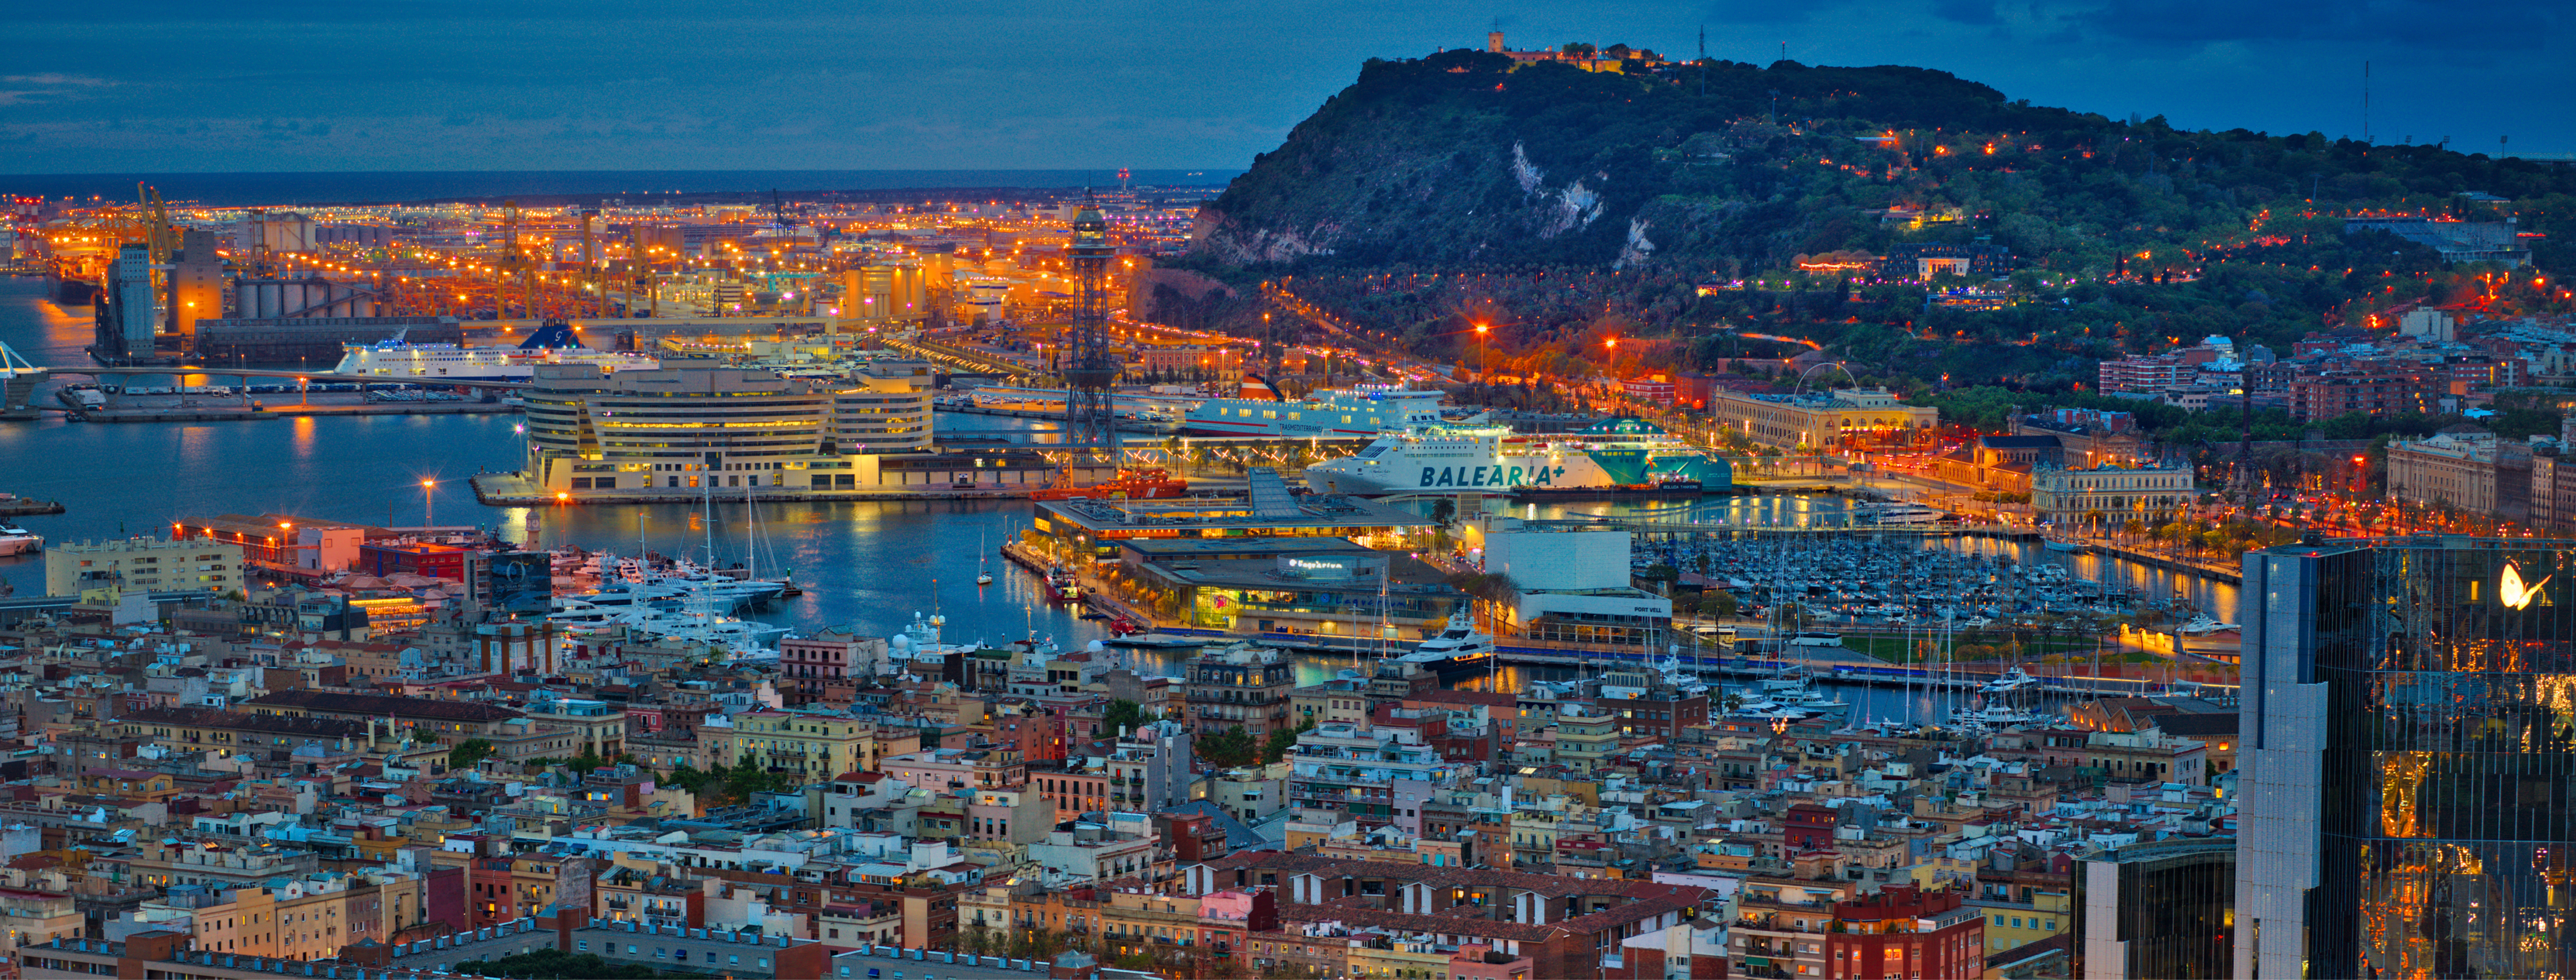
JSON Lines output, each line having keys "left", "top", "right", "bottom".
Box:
{"left": 2238, "top": 537, "right": 2576, "bottom": 979}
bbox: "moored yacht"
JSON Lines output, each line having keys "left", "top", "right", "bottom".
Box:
{"left": 0, "top": 522, "right": 42, "bottom": 557}
{"left": 1390, "top": 607, "right": 1497, "bottom": 676}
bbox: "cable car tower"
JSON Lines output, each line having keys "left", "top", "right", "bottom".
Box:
{"left": 1062, "top": 196, "right": 1120, "bottom": 449}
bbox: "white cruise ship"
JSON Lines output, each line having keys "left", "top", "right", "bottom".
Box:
{"left": 1182, "top": 381, "right": 1448, "bottom": 438}
{"left": 1304, "top": 417, "right": 1731, "bottom": 495}
{"left": 332, "top": 321, "right": 657, "bottom": 382}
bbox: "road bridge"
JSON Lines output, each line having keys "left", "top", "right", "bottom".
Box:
{"left": 0, "top": 342, "right": 42, "bottom": 419}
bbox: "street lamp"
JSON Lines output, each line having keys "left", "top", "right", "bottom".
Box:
{"left": 421, "top": 479, "right": 436, "bottom": 528}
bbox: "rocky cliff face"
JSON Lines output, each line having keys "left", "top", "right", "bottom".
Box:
{"left": 1186, "top": 51, "right": 2103, "bottom": 273}
{"left": 1189, "top": 50, "right": 1685, "bottom": 270}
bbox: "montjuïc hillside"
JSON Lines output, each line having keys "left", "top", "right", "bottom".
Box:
{"left": 1186, "top": 49, "right": 2575, "bottom": 281}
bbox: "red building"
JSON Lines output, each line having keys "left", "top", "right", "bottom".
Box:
{"left": 1823, "top": 885, "right": 1984, "bottom": 980}
{"left": 470, "top": 856, "right": 518, "bottom": 926}
{"left": 359, "top": 541, "right": 471, "bottom": 579}
{"left": 1622, "top": 374, "right": 1677, "bottom": 406}
{"left": 994, "top": 703, "right": 1068, "bottom": 762}
{"left": 1782, "top": 803, "right": 1836, "bottom": 853}
{"left": 1157, "top": 811, "right": 1232, "bottom": 863}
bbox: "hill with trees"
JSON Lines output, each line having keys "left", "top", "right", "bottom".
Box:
{"left": 1173, "top": 50, "right": 2574, "bottom": 388}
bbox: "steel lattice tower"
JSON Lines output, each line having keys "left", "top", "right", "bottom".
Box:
{"left": 1063, "top": 199, "right": 1119, "bottom": 448}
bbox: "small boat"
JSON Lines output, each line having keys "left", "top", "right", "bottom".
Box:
{"left": 1046, "top": 566, "right": 1081, "bottom": 603}
{"left": 2043, "top": 539, "right": 2087, "bottom": 553}
{"left": 975, "top": 530, "right": 995, "bottom": 586}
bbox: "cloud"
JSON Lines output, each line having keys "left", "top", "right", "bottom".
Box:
{"left": 2083, "top": 0, "right": 2562, "bottom": 49}
{"left": 0, "top": 73, "right": 117, "bottom": 106}
{"left": 1931, "top": 0, "right": 2004, "bottom": 25}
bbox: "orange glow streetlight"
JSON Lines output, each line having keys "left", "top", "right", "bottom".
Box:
{"left": 421, "top": 479, "right": 437, "bottom": 527}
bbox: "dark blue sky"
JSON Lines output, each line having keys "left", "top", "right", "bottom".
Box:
{"left": 3, "top": 0, "right": 2565, "bottom": 172}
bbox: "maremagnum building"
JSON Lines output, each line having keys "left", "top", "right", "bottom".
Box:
{"left": 514, "top": 362, "right": 1083, "bottom": 498}
{"left": 2238, "top": 536, "right": 2576, "bottom": 979}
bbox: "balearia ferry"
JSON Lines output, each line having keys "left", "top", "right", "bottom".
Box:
{"left": 1180, "top": 378, "right": 1451, "bottom": 438}
{"left": 1304, "top": 417, "right": 1731, "bottom": 495}
{"left": 332, "top": 321, "right": 657, "bottom": 382}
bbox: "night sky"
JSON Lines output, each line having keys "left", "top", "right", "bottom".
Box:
{"left": 2, "top": 0, "right": 2565, "bottom": 173}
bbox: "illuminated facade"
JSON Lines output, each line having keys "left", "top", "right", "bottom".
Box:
{"left": 519, "top": 363, "right": 941, "bottom": 494}
{"left": 2029, "top": 462, "right": 2194, "bottom": 525}
{"left": 1703, "top": 387, "right": 1936, "bottom": 451}
{"left": 2237, "top": 537, "right": 2576, "bottom": 979}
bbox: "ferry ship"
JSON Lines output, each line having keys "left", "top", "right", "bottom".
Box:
{"left": 1181, "top": 379, "right": 1450, "bottom": 438}
{"left": 1304, "top": 417, "right": 1731, "bottom": 495}
{"left": 331, "top": 321, "right": 657, "bottom": 382}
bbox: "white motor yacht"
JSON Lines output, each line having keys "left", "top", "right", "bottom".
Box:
{"left": 1980, "top": 667, "right": 2043, "bottom": 694}
{"left": 0, "top": 523, "right": 42, "bottom": 557}
{"left": 1391, "top": 608, "right": 1497, "bottom": 676}
{"left": 2176, "top": 614, "right": 2242, "bottom": 635}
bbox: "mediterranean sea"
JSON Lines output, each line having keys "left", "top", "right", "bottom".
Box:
{"left": 0, "top": 170, "right": 1241, "bottom": 207}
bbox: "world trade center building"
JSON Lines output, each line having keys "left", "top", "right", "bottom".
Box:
{"left": 2238, "top": 536, "right": 2576, "bottom": 979}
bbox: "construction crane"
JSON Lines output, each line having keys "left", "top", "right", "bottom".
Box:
{"left": 497, "top": 200, "right": 536, "bottom": 318}
{"left": 768, "top": 189, "right": 796, "bottom": 232}
{"left": 579, "top": 209, "right": 601, "bottom": 313}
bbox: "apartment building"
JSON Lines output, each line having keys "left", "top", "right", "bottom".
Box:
{"left": 1183, "top": 644, "right": 1295, "bottom": 740}
{"left": 45, "top": 536, "right": 242, "bottom": 598}
{"left": 1286, "top": 723, "right": 1454, "bottom": 828}
{"left": 728, "top": 710, "right": 871, "bottom": 780}
{"left": 2386, "top": 425, "right": 2531, "bottom": 520}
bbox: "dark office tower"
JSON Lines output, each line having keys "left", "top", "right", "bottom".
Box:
{"left": 2079, "top": 837, "right": 2235, "bottom": 979}
{"left": 2238, "top": 537, "right": 2576, "bottom": 979}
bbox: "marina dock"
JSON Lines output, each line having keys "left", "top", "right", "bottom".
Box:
{"left": 73, "top": 402, "right": 524, "bottom": 423}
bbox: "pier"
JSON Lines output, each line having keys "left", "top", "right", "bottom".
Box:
{"left": 469, "top": 472, "right": 1054, "bottom": 505}
{"left": 74, "top": 401, "right": 524, "bottom": 423}
{"left": 1094, "top": 626, "right": 2238, "bottom": 700}
{"left": 0, "top": 497, "right": 64, "bottom": 517}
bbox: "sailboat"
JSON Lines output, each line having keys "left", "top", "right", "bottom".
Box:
{"left": 976, "top": 529, "right": 995, "bottom": 586}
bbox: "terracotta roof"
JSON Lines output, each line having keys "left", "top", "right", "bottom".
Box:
{"left": 245, "top": 690, "right": 523, "bottom": 722}
{"left": 1199, "top": 851, "right": 1715, "bottom": 905}
{"left": 120, "top": 706, "right": 371, "bottom": 739}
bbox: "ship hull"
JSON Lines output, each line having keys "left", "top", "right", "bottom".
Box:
{"left": 1394, "top": 652, "right": 1494, "bottom": 677}
{"left": 1310, "top": 448, "right": 1730, "bottom": 496}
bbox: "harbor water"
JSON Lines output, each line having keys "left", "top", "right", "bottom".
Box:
{"left": 1, "top": 277, "right": 2228, "bottom": 722}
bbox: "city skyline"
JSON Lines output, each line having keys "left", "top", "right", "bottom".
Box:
{"left": 0, "top": 0, "right": 2565, "bottom": 173}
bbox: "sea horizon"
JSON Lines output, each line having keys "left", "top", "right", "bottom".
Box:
{"left": 0, "top": 168, "right": 1246, "bottom": 208}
